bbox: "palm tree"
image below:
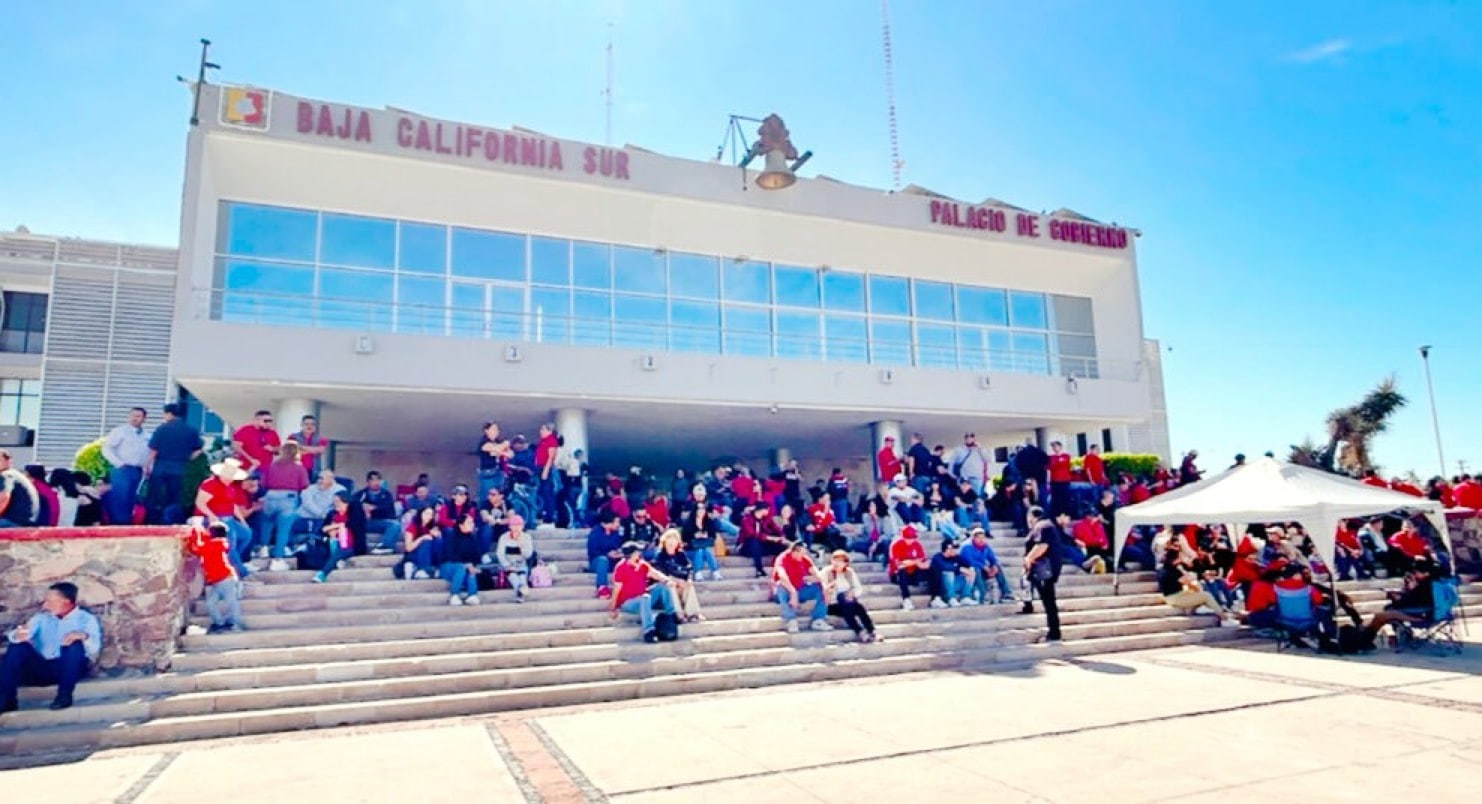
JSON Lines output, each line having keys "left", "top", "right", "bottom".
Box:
{"left": 1289, "top": 377, "right": 1407, "bottom": 476}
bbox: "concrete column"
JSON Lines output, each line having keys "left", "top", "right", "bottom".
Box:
{"left": 770, "top": 448, "right": 792, "bottom": 471}
{"left": 276, "top": 398, "right": 321, "bottom": 440}
{"left": 554, "top": 408, "right": 588, "bottom": 463}
{"left": 871, "top": 420, "right": 903, "bottom": 483}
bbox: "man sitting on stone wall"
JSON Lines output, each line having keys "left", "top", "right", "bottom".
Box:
{"left": 1, "top": 581, "right": 102, "bottom": 714}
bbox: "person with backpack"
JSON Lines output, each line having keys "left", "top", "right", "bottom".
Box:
{"left": 653, "top": 529, "right": 703, "bottom": 623}
{"left": 495, "top": 513, "right": 535, "bottom": 603}
{"left": 608, "top": 542, "right": 680, "bottom": 643}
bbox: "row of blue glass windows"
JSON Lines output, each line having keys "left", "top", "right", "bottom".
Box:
{"left": 217, "top": 274, "right": 1071, "bottom": 371}
{"left": 216, "top": 202, "right": 1080, "bottom": 331}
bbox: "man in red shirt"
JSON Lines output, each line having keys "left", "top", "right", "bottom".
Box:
{"left": 877, "top": 436, "right": 902, "bottom": 484}
{"left": 285, "top": 414, "right": 328, "bottom": 476}
{"left": 1071, "top": 509, "right": 1110, "bottom": 561}
{"left": 1388, "top": 520, "right": 1431, "bottom": 563}
{"left": 1047, "top": 441, "right": 1073, "bottom": 518}
{"left": 608, "top": 542, "right": 679, "bottom": 643}
{"left": 186, "top": 520, "right": 242, "bottom": 633}
{"left": 1455, "top": 475, "right": 1482, "bottom": 511}
{"left": 232, "top": 410, "right": 281, "bottom": 473}
{"left": 772, "top": 541, "right": 831, "bottom": 633}
{"left": 804, "top": 490, "right": 842, "bottom": 552}
{"left": 195, "top": 458, "right": 253, "bottom": 579}
{"left": 1334, "top": 520, "right": 1372, "bottom": 580}
{"left": 534, "top": 423, "right": 560, "bottom": 526}
{"left": 888, "top": 524, "right": 929, "bottom": 610}
{"left": 1082, "top": 444, "right": 1107, "bottom": 489}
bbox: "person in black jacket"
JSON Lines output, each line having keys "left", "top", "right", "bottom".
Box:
{"left": 654, "top": 529, "right": 703, "bottom": 622}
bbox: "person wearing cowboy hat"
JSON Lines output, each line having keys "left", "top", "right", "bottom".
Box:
{"left": 821, "top": 550, "right": 878, "bottom": 643}
{"left": 195, "top": 457, "right": 254, "bottom": 579}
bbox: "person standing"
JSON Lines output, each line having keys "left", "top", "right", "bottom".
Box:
{"left": 286, "top": 414, "right": 329, "bottom": 476}
{"left": 1082, "top": 443, "right": 1108, "bottom": 491}
{"left": 534, "top": 423, "right": 560, "bottom": 527}
{"left": 259, "top": 442, "right": 310, "bottom": 571}
{"left": 1013, "top": 439, "right": 1049, "bottom": 502}
{"left": 145, "top": 402, "right": 203, "bottom": 524}
{"left": 102, "top": 407, "right": 151, "bottom": 526}
{"left": 186, "top": 520, "right": 244, "bottom": 633}
{"left": 948, "top": 432, "right": 991, "bottom": 496}
{"left": 1021, "top": 506, "right": 1063, "bottom": 642}
{"left": 476, "top": 421, "right": 512, "bottom": 500}
{"left": 231, "top": 410, "right": 280, "bottom": 475}
{"left": 826, "top": 467, "right": 851, "bottom": 526}
{"left": 0, "top": 582, "right": 101, "bottom": 713}
{"left": 876, "top": 436, "right": 902, "bottom": 485}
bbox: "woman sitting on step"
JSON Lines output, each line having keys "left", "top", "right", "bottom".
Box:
{"left": 496, "top": 513, "right": 536, "bottom": 603}
{"left": 653, "top": 528, "right": 704, "bottom": 623}
{"left": 821, "top": 550, "right": 878, "bottom": 643}
{"left": 401, "top": 506, "right": 442, "bottom": 581}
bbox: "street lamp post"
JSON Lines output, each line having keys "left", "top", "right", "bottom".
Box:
{"left": 1418, "top": 345, "right": 1447, "bottom": 477}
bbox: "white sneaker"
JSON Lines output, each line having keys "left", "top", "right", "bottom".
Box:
{"left": 448, "top": 595, "right": 463, "bottom": 606}
{"left": 961, "top": 597, "right": 980, "bottom": 607}
{"left": 402, "top": 563, "right": 415, "bottom": 580}
{"left": 465, "top": 595, "right": 481, "bottom": 606}
{"left": 810, "top": 619, "right": 833, "bottom": 632}
{"left": 481, "top": 553, "right": 495, "bottom": 566}
{"left": 336, "top": 559, "right": 348, "bottom": 570}
{"left": 901, "top": 598, "right": 915, "bottom": 611}
{"left": 185, "top": 624, "right": 208, "bottom": 636}
{"left": 255, "top": 546, "right": 270, "bottom": 560}
{"left": 370, "top": 547, "right": 394, "bottom": 555}
{"left": 930, "top": 598, "right": 950, "bottom": 609}
{"left": 267, "top": 559, "right": 289, "bottom": 572}
{"left": 413, "top": 570, "right": 430, "bottom": 580}
{"left": 948, "top": 598, "right": 962, "bottom": 608}
{"left": 785, "top": 620, "right": 800, "bottom": 634}
{"left": 712, "top": 571, "right": 724, "bottom": 580}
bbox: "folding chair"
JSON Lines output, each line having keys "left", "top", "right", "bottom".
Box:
{"left": 1396, "top": 578, "right": 1463, "bottom": 655}
{"left": 1274, "top": 586, "right": 1321, "bottom": 651}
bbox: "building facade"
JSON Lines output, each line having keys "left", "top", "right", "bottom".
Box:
{"left": 159, "top": 82, "right": 1169, "bottom": 486}
{"left": 0, "top": 232, "right": 178, "bottom": 467}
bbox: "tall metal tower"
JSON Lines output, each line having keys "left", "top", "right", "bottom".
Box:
{"left": 881, "top": 0, "right": 903, "bottom": 191}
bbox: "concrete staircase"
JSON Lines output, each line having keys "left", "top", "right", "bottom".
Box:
{"left": 3, "top": 524, "right": 1477, "bottom": 760}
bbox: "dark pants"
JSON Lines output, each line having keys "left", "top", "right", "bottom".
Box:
{"left": 146, "top": 470, "right": 185, "bottom": 524}
{"left": 107, "top": 465, "right": 143, "bottom": 525}
{"left": 833, "top": 592, "right": 875, "bottom": 635}
{"left": 742, "top": 539, "right": 786, "bottom": 573}
{"left": 892, "top": 567, "right": 927, "bottom": 599}
{"left": 1033, "top": 578, "right": 1061, "bottom": 640}
{"left": 1, "top": 641, "right": 89, "bottom": 708}
{"left": 1383, "top": 550, "right": 1414, "bottom": 578}
{"left": 1049, "top": 481, "right": 1071, "bottom": 518}
{"left": 538, "top": 475, "right": 559, "bottom": 523}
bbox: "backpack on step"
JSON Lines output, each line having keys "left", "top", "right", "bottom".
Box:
{"left": 653, "top": 611, "right": 680, "bottom": 642}
{"left": 529, "top": 563, "right": 553, "bottom": 588}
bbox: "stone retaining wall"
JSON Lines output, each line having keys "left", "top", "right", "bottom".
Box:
{"left": 0, "top": 527, "right": 196, "bottom": 673}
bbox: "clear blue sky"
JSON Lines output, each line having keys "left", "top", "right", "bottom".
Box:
{"left": 2, "top": 1, "right": 1477, "bottom": 478}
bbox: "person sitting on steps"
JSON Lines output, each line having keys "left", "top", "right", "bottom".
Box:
{"left": 821, "top": 550, "right": 878, "bottom": 643}
{"left": 772, "top": 541, "right": 833, "bottom": 634}
{"left": 888, "top": 524, "right": 930, "bottom": 610}
{"left": 401, "top": 505, "right": 442, "bottom": 580}
{"left": 608, "top": 542, "right": 679, "bottom": 643}
{"left": 929, "top": 538, "right": 979, "bottom": 608}
{"left": 587, "top": 510, "right": 625, "bottom": 599}
{"left": 311, "top": 492, "right": 355, "bottom": 584}
{"left": 1, "top": 582, "right": 101, "bottom": 714}
{"left": 738, "top": 503, "right": 787, "bottom": 578}
{"left": 653, "top": 528, "right": 704, "bottom": 623}
{"left": 495, "top": 513, "right": 534, "bottom": 604}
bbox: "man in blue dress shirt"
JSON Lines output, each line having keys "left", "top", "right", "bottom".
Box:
{"left": 1, "top": 581, "right": 102, "bottom": 713}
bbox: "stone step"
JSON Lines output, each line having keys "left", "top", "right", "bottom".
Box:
{"left": 0, "top": 623, "right": 1228, "bottom": 758}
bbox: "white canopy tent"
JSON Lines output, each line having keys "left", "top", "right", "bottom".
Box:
{"left": 1113, "top": 457, "right": 1452, "bottom": 572}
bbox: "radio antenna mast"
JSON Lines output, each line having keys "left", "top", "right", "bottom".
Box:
{"left": 880, "top": 0, "right": 903, "bottom": 191}
{"left": 604, "top": 23, "right": 614, "bottom": 146}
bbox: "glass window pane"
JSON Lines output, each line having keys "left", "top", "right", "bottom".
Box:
{"left": 723, "top": 260, "right": 770, "bottom": 305}
{"left": 670, "top": 300, "right": 719, "bottom": 354}
{"left": 1056, "top": 333, "right": 1098, "bottom": 379}
{"left": 957, "top": 328, "right": 987, "bottom": 371}
{"left": 870, "top": 319, "right": 911, "bottom": 365}
{"left": 318, "top": 268, "right": 393, "bottom": 332}
{"left": 451, "top": 228, "right": 525, "bottom": 282}
{"left": 613, "top": 294, "right": 666, "bottom": 349}
{"left": 916, "top": 323, "right": 957, "bottom": 368}
{"left": 775, "top": 311, "right": 821, "bottom": 360}
{"left": 986, "top": 329, "right": 1014, "bottom": 372}
{"left": 823, "top": 271, "right": 865, "bottom": 312}
{"left": 1010, "top": 332, "right": 1050, "bottom": 374}
{"left": 398, "top": 222, "right": 446, "bottom": 274}
{"left": 669, "top": 253, "right": 719, "bottom": 300}
{"left": 774, "top": 265, "right": 820, "bottom": 308}
{"left": 913, "top": 281, "right": 954, "bottom": 321}
{"left": 218, "top": 203, "right": 317, "bottom": 261}
{"left": 320, "top": 213, "right": 395, "bottom": 268}
{"left": 531, "top": 287, "right": 571, "bottom": 345}
{"left": 723, "top": 306, "right": 770, "bottom": 357}
{"left": 218, "top": 259, "right": 315, "bottom": 325}
{"left": 491, "top": 286, "right": 525, "bottom": 340}
{"left": 824, "top": 315, "right": 867, "bottom": 363}
{"left": 397, "top": 276, "right": 445, "bottom": 334}
{"left": 530, "top": 237, "right": 570, "bottom": 286}
{"left": 1008, "top": 291, "right": 1047, "bottom": 329}
{"left": 1051, "top": 294, "right": 1095, "bottom": 334}
{"left": 450, "top": 282, "right": 486, "bottom": 339}
{"left": 17, "top": 392, "right": 39, "bottom": 431}
{"left": 956, "top": 286, "right": 1008, "bottom": 325}
{"left": 868, "top": 275, "right": 909, "bottom": 316}
{"left": 0, "top": 379, "right": 19, "bottom": 394}
{"left": 614, "top": 246, "right": 667, "bottom": 295}
{"left": 573, "top": 242, "right": 611, "bottom": 290}
{"left": 572, "top": 290, "right": 611, "bottom": 345}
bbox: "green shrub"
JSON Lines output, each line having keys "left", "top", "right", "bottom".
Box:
{"left": 1100, "top": 453, "right": 1162, "bottom": 480}
{"left": 73, "top": 439, "right": 112, "bottom": 482}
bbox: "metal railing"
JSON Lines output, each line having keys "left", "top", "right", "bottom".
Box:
{"left": 193, "top": 287, "right": 1140, "bottom": 380}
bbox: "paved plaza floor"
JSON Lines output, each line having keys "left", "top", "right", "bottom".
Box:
{"left": 5, "top": 637, "right": 1481, "bottom": 803}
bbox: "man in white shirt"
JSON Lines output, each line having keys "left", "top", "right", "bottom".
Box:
{"left": 101, "top": 407, "right": 151, "bottom": 526}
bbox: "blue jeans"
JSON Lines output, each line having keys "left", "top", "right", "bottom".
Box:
{"left": 968, "top": 566, "right": 1014, "bottom": 602}
{"left": 938, "top": 571, "right": 969, "bottom": 601}
{"left": 1060, "top": 541, "right": 1088, "bottom": 569}
{"left": 107, "top": 465, "right": 143, "bottom": 525}
{"left": 221, "top": 518, "right": 253, "bottom": 578}
{"left": 831, "top": 498, "right": 851, "bottom": 526}
{"left": 619, "top": 584, "right": 677, "bottom": 633}
{"left": 716, "top": 518, "right": 740, "bottom": 538}
{"left": 260, "top": 491, "right": 299, "bottom": 559}
{"left": 404, "top": 539, "right": 438, "bottom": 576}
{"left": 478, "top": 469, "right": 507, "bottom": 500}
{"left": 367, "top": 519, "right": 402, "bottom": 551}
{"left": 1121, "top": 541, "right": 1155, "bottom": 570}
{"left": 689, "top": 547, "right": 718, "bottom": 576}
{"left": 315, "top": 539, "right": 347, "bottom": 580}
{"left": 591, "top": 555, "right": 612, "bottom": 588}
{"left": 439, "top": 563, "right": 478, "bottom": 597}
{"left": 773, "top": 583, "right": 827, "bottom": 622}
{"left": 206, "top": 578, "right": 242, "bottom": 628}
